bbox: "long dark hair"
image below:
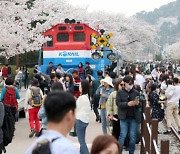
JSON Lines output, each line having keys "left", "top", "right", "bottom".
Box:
{"left": 67, "top": 74, "right": 73, "bottom": 85}
{"left": 81, "top": 79, "right": 90, "bottom": 98}
{"left": 7, "top": 66, "right": 12, "bottom": 75}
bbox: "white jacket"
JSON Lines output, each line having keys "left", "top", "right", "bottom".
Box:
{"left": 24, "top": 86, "right": 43, "bottom": 110}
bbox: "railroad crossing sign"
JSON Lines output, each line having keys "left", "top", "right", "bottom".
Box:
{"left": 91, "top": 33, "right": 113, "bottom": 49}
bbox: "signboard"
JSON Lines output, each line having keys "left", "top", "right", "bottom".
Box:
{"left": 43, "top": 50, "right": 92, "bottom": 58}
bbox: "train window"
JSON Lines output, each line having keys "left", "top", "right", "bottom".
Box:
{"left": 57, "top": 33, "right": 69, "bottom": 42}
{"left": 58, "top": 26, "right": 67, "bottom": 30}
{"left": 74, "top": 26, "right": 83, "bottom": 30}
{"left": 45, "top": 35, "right": 53, "bottom": 47}
{"left": 73, "top": 32, "right": 85, "bottom": 42}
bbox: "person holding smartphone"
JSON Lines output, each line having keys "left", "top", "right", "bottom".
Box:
{"left": 116, "top": 76, "right": 140, "bottom": 154}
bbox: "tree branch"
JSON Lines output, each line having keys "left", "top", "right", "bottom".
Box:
{"left": 126, "top": 40, "right": 139, "bottom": 45}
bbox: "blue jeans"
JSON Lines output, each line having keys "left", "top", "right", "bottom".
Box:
{"left": 119, "top": 119, "right": 137, "bottom": 154}
{"left": 100, "top": 108, "right": 109, "bottom": 134}
{"left": 76, "top": 120, "right": 89, "bottom": 154}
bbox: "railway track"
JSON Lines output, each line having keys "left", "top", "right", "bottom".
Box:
{"left": 170, "top": 124, "right": 180, "bottom": 142}
{"left": 159, "top": 120, "right": 180, "bottom": 154}
{"left": 162, "top": 118, "right": 180, "bottom": 142}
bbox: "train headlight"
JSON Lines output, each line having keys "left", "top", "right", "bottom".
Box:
{"left": 92, "top": 51, "right": 101, "bottom": 60}
{"left": 107, "top": 52, "right": 116, "bottom": 61}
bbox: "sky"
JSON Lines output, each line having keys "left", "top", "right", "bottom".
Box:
{"left": 67, "top": 0, "right": 176, "bottom": 16}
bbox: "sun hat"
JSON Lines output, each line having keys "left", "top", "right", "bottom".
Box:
{"left": 100, "top": 76, "right": 114, "bottom": 87}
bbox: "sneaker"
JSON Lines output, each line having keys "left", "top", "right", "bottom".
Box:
{"left": 29, "top": 129, "right": 36, "bottom": 138}
{"left": 163, "top": 130, "right": 171, "bottom": 134}
{"left": 96, "top": 116, "right": 100, "bottom": 122}
{"left": 99, "top": 118, "right": 101, "bottom": 123}
{"left": 35, "top": 132, "right": 39, "bottom": 137}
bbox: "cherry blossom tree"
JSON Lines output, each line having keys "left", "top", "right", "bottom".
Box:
{"left": 166, "top": 42, "right": 180, "bottom": 60}
{"left": 0, "top": 0, "right": 158, "bottom": 61}
{"left": 0, "top": 0, "right": 72, "bottom": 58}
{"left": 82, "top": 12, "right": 159, "bottom": 60}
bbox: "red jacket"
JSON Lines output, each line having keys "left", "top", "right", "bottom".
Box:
{"left": 78, "top": 68, "right": 84, "bottom": 74}
{"left": 73, "top": 77, "right": 81, "bottom": 99}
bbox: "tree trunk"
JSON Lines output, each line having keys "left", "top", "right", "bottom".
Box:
{"left": 16, "top": 54, "right": 19, "bottom": 67}
{"left": 4, "top": 57, "right": 8, "bottom": 64}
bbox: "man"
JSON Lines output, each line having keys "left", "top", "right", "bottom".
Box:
{"left": 91, "top": 70, "right": 103, "bottom": 122}
{"left": 116, "top": 76, "right": 140, "bottom": 154}
{"left": 151, "top": 66, "right": 159, "bottom": 82}
{"left": 56, "top": 64, "right": 64, "bottom": 76}
{"left": 159, "top": 69, "right": 169, "bottom": 82}
{"left": 84, "top": 62, "right": 93, "bottom": 77}
{"left": 45, "top": 62, "right": 56, "bottom": 76}
{"left": 164, "top": 77, "right": 180, "bottom": 134}
{"left": 103, "top": 71, "right": 110, "bottom": 78}
{"left": 135, "top": 70, "right": 145, "bottom": 91}
{"left": 26, "top": 91, "right": 78, "bottom": 154}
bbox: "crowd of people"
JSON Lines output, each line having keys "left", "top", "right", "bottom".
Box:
{"left": 0, "top": 60, "right": 180, "bottom": 154}
{"left": 0, "top": 64, "right": 30, "bottom": 90}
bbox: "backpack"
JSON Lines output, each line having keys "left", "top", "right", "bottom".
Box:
{"left": 2, "top": 105, "right": 15, "bottom": 149}
{"left": 3, "top": 86, "right": 18, "bottom": 108}
{"left": 29, "top": 87, "right": 42, "bottom": 107}
{"left": 32, "top": 138, "right": 59, "bottom": 154}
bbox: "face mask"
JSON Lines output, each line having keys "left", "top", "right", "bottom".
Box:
{"left": 128, "top": 85, "right": 133, "bottom": 90}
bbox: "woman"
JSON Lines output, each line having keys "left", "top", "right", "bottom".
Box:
{"left": 15, "top": 66, "right": 23, "bottom": 89}
{"left": 86, "top": 74, "right": 92, "bottom": 85}
{"left": 106, "top": 79, "right": 123, "bottom": 139}
{"left": 23, "top": 66, "right": 30, "bottom": 89}
{"left": 65, "top": 74, "right": 74, "bottom": 93}
{"left": 24, "top": 78, "right": 43, "bottom": 138}
{"left": 78, "top": 62, "right": 85, "bottom": 79}
{"left": 76, "top": 80, "right": 91, "bottom": 154}
{"left": 91, "top": 135, "right": 120, "bottom": 154}
{"left": 149, "top": 84, "right": 165, "bottom": 123}
{"left": 96, "top": 77, "right": 114, "bottom": 134}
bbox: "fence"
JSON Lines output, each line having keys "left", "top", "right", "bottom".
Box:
{"left": 141, "top": 100, "right": 169, "bottom": 154}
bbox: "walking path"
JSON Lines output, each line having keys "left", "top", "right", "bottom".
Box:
{"left": 6, "top": 89, "right": 140, "bottom": 154}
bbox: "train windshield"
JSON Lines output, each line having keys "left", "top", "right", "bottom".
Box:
{"left": 57, "top": 33, "right": 69, "bottom": 42}
{"left": 73, "top": 32, "right": 85, "bottom": 42}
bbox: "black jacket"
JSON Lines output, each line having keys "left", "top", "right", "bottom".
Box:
{"left": 116, "top": 88, "right": 141, "bottom": 123}
{"left": 0, "top": 102, "right": 4, "bottom": 144}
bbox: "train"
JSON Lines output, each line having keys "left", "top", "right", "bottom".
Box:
{"left": 38, "top": 19, "right": 122, "bottom": 77}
